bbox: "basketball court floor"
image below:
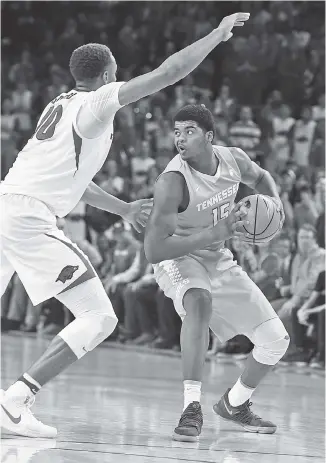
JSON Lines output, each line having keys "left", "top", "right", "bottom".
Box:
{"left": 1, "top": 334, "right": 325, "bottom": 463}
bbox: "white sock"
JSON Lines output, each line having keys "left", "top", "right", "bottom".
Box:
{"left": 5, "top": 381, "right": 32, "bottom": 407}
{"left": 184, "top": 380, "right": 201, "bottom": 410}
{"left": 228, "top": 377, "right": 255, "bottom": 407}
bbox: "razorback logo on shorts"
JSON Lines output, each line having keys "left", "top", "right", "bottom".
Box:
{"left": 55, "top": 265, "right": 79, "bottom": 284}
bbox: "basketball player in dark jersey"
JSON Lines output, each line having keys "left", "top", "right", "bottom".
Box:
{"left": 145, "top": 105, "right": 287, "bottom": 441}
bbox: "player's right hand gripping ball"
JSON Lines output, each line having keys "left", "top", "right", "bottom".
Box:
{"left": 238, "top": 194, "right": 283, "bottom": 245}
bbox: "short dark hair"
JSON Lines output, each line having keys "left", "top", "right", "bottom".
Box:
{"left": 69, "top": 43, "right": 113, "bottom": 81}
{"left": 174, "top": 104, "right": 215, "bottom": 136}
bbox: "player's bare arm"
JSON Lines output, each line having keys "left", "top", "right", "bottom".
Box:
{"left": 144, "top": 173, "right": 248, "bottom": 264}
{"left": 230, "top": 147, "right": 284, "bottom": 222}
{"left": 82, "top": 181, "right": 152, "bottom": 233}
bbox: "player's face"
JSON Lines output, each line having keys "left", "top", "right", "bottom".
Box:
{"left": 174, "top": 121, "right": 212, "bottom": 160}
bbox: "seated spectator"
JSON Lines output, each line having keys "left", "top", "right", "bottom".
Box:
{"left": 295, "top": 270, "right": 325, "bottom": 368}
{"left": 229, "top": 106, "right": 262, "bottom": 161}
{"left": 271, "top": 233, "right": 293, "bottom": 280}
{"left": 269, "top": 103, "right": 295, "bottom": 172}
{"left": 97, "top": 233, "right": 114, "bottom": 279}
{"left": 37, "top": 298, "right": 66, "bottom": 337}
{"left": 293, "top": 185, "right": 319, "bottom": 230}
{"left": 121, "top": 252, "right": 181, "bottom": 349}
{"left": 272, "top": 225, "right": 325, "bottom": 356}
{"left": 103, "top": 222, "right": 141, "bottom": 337}
{"left": 291, "top": 106, "right": 317, "bottom": 169}
{"left": 122, "top": 264, "right": 158, "bottom": 345}
{"left": 273, "top": 224, "right": 325, "bottom": 314}
{"left": 0, "top": 274, "right": 42, "bottom": 333}
{"left": 254, "top": 253, "right": 282, "bottom": 302}
{"left": 152, "top": 289, "right": 181, "bottom": 350}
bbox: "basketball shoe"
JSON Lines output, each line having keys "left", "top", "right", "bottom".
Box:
{"left": 0, "top": 389, "right": 57, "bottom": 438}
{"left": 213, "top": 389, "right": 277, "bottom": 434}
{"left": 172, "top": 401, "right": 203, "bottom": 442}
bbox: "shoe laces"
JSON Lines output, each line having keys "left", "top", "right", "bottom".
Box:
{"left": 178, "top": 402, "right": 203, "bottom": 429}
{"left": 22, "top": 395, "right": 43, "bottom": 425}
{"left": 236, "top": 401, "right": 262, "bottom": 424}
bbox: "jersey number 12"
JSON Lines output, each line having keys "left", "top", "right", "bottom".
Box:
{"left": 212, "top": 202, "right": 230, "bottom": 226}
{"left": 35, "top": 105, "right": 63, "bottom": 140}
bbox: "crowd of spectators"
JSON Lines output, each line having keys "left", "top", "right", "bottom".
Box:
{"left": 1, "top": 2, "right": 325, "bottom": 367}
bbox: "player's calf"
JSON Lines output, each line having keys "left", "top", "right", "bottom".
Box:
{"left": 213, "top": 318, "right": 289, "bottom": 434}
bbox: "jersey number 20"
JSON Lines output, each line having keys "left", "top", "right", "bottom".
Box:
{"left": 35, "top": 105, "right": 63, "bottom": 140}
{"left": 212, "top": 202, "right": 230, "bottom": 226}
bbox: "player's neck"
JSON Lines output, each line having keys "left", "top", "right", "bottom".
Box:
{"left": 187, "top": 147, "right": 218, "bottom": 176}
{"left": 74, "top": 81, "right": 99, "bottom": 92}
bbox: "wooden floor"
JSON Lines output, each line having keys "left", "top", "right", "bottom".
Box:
{"left": 1, "top": 334, "right": 325, "bottom": 463}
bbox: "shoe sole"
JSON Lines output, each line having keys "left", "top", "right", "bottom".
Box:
{"left": 172, "top": 431, "right": 199, "bottom": 442}
{"left": 213, "top": 405, "right": 277, "bottom": 434}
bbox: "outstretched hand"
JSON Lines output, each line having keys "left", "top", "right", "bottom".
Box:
{"left": 217, "top": 12, "right": 250, "bottom": 42}
{"left": 123, "top": 198, "right": 153, "bottom": 233}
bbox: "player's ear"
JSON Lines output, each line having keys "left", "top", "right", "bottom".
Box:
{"left": 103, "top": 70, "right": 109, "bottom": 84}
{"left": 206, "top": 131, "right": 213, "bottom": 143}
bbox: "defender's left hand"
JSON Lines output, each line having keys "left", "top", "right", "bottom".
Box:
{"left": 123, "top": 198, "right": 153, "bottom": 233}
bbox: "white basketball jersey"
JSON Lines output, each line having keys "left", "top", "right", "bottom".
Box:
{"left": 0, "top": 82, "right": 124, "bottom": 217}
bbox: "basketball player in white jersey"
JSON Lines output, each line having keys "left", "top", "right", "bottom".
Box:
{"left": 0, "top": 13, "right": 251, "bottom": 438}
{"left": 145, "top": 105, "right": 288, "bottom": 441}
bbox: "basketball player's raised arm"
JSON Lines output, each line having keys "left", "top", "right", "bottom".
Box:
{"left": 144, "top": 173, "right": 247, "bottom": 264}
{"left": 118, "top": 13, "right": 249, "bottom": 106}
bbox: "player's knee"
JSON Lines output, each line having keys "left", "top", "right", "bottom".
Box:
{"left": 58, "top": 293, "right": 118, "bottom": 359}
{"left": 91, "top": 311, "right": 118, "bottom": 346}
{"left": 251, "top": 318, "right": 290, "bottom": 365}
{"left": 95, "top": 297, "right": 118, "bottom": 339}
{"left": 183, "top": 289, "right": 212, "bottom": 323}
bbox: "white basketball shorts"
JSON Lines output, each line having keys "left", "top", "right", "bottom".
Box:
{"left": 0, "top": 193, "right": 96, "bottom": 305}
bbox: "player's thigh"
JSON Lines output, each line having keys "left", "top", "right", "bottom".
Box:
{"left": 5, "top": 228, "right": 97, "bottom": 306}
{"left": 210, "top": 266, "right": 278, "bottom": 342}
{"left": 0, "top": 250, "right": 15, "bottom": 297}
{"left": 154, "top": 257, "right": 211, "bottom": 319}
{"left": 56, "top": 275, "right": 117, "bottom": 321}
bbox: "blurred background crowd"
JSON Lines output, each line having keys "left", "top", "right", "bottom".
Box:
{"left": 1, "top": 1, "right": 325, "bottom": 368}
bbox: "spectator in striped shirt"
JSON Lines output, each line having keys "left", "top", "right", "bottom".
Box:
{"left": 229, "top": 106, "right": 262, "bottom": 161}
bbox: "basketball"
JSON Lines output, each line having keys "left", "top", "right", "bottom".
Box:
{"left": 238, "top": 194, "right": 282, "bottom": 245}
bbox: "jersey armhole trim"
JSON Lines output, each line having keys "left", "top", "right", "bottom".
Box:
{"left": 73, "top": 101, "right": 111, "bottom": 141}
{"left": 162, "top": 170, "right": 190, "bottom": 214}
